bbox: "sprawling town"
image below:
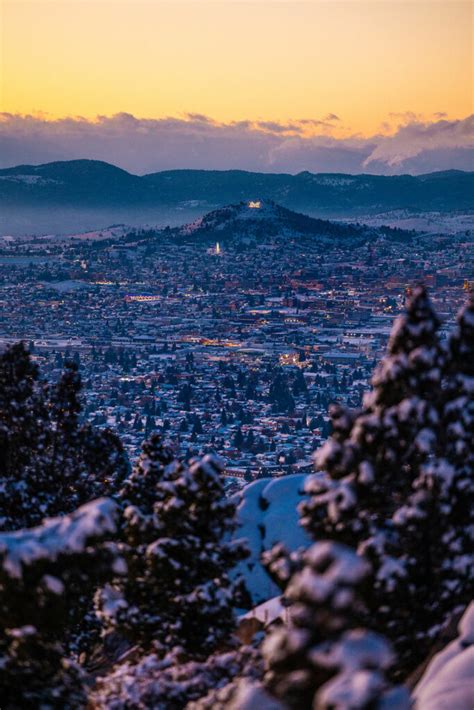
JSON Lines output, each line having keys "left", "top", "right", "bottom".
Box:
{"left": 1, "top": 203, "right": 472, "bottom": 486}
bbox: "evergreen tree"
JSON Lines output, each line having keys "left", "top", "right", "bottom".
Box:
{"left": 292, "top": 369, "right": 308, "bottom": 397}
{"left": 442, "top": 289, "right": 474, "bottom": 496}
{"left": 233, "top": 426, "right": 244, "bottom": 449}
{"left": 0, "top": 498, "right": 122, "bottom": 708}
{"left": 269, "top": 373, "right": 295, "bottom": 413}
{"left": 440, "top": 291, "right": 474, "bottom": 594}
{"left": 262, "top": 542, "right": 409, "bottom": 710}
{"left": 0, "top": 342, "right": 51, "bottom": 530}
{"left": 81, "top": 425, "right": 129, "bottom": 498}
{"left": 379, "top": 290, "right": 474, "bottom": 671}
{"left": 300, "top": 287, "right": 448, "bottom": 674}
{"left": 97, "top": 436, "right": 248, "bottom": 656}
{"left": 245, "top": 429, "right": 255, "bottom": 451}
{"left": 0, "top": 346, "right": 129, "bottom": 531}
{"left": 145, "top": 413, "right": 155, "bottom": 437}
{"left": 48, "top": 363, "right": 128, "bottom": 656}
{"left": 93, "top": 640, "right": 263, "bottom": 709}
{"left": 193, "top": 415, "right": 203, "bottom": 435}
{"left": 302, "top": 286, "right": 443, "bottom": 541}
{"left": 48, "top": 361, "right": 87, "bottom": 514}
{"left": 245, "top": 379, "right": 257, "bottom": 400}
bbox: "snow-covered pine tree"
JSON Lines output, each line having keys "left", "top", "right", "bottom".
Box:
{"left": 48, "top": 360, "right": 88, "bottom": 515}
{"left": 80, "top": 423, "right": 130, "bottom": 499}
{"left": 93, "top": 641, "right": 263, "bottom": 709}
{"left": 0, "top": 498, "right": 123, "bottom": 708}
{"left": 51, "top": 360, "right": 129, "bottom": 505}
{"left": 301, "top": 285, "right": 443, "bottom": 545}
{"left": 0, "top": 342, "right": 51, "bottom": 530}
{"left": 441, "top": 288, "right": 474, "bottom": 531}
{"left": 381, "top": 290, "right": 474, "bottom": 670}
{"left": 300, "top": 287, "right": 447, "bottom": 674}
{"left": 440, "top": 289, "right": 474, "bottom": 597}
{"left": 262, "top": 542, "right": 409, "bottom": 710}
{"left": 97, "top": 435, "right": 248, "bottom": 656}
{"left": 46, "top": 363, "right": 130, "bottom": 657}
{"left": 0, "top": 346, "right": 129, "bottom": 531}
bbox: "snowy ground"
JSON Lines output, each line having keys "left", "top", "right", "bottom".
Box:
{"left": 340, "top": 211, "right": 474, "bottom": 235}
{"left": 232, "top": 474, "right": 314, "bottom": 604}
{"left": 414, "top": 603, "right": 474, "bottom": 710}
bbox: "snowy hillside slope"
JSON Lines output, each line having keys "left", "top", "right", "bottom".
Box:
{"left": 232, "top": 474, "right": 315, "bottom": 604}
{"left": 172, "top": 199, "right": 407, "bottom": 245}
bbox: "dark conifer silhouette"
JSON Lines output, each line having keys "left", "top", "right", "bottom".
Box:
{"left": 0, "top": 342, "right": 51, "bottom": 529}
{"left": 0, "top": 498, "right": 122, "bottom": 708}
{"left": 98, "top": 435, "right": 249, "bottom": 656}
{"left": 0, "top": 345, "right": 129, "bottom": 531}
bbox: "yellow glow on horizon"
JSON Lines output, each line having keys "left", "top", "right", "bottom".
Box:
{"left": 1, "top": 1, "right": 472, "bottom": 135}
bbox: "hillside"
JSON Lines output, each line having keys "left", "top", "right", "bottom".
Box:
{"left": 168, "top": 199, "right": 411, "bottom": 245}
{"left": 144, "top": 167, "right": 474, "bottom": 214}
{"left": 0, "top": 161, "right": 472, "bottom": 235}
{"left": 0, "top": 159, "right": 148, "bottom": 206}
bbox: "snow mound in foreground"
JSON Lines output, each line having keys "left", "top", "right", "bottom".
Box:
{"left": 232, "top": 474, "right": 314, "bottom": 604}
{"left": 414, "top": 602, "right": 474, "bottom": 710}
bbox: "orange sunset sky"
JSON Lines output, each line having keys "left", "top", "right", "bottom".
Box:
{"left": 0, "top": 1, "right": 472, "bottom": 173}
{"left": 1, "top": 0, "right": 472, "bottom": 135}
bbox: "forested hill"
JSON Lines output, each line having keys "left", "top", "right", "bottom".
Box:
{"left": 1, "top": 160, "right": 472, "bottom": 214}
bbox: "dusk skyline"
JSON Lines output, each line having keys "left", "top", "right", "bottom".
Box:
{"left": 1, "top": 0, "right": 472, "bottom": 173}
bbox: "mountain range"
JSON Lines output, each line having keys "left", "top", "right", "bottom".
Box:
{"left": 0, "top": 159, "right": 472, "bottom": 235}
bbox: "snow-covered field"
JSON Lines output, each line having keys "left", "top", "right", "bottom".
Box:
{"left": 342, "top": 211, "right": 474, "bottom": 235}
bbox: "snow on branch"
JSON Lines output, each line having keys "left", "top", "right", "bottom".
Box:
{"left": 0, "top": 497, "right": 120, "bottom": 579}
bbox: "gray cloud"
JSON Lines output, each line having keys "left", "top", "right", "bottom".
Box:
{"left": 363, "top": 115, "right": 474, "bottom": 168}
{"left": 255, "top": 120, "right": 303, "bottom": 134}
{"left": 0, "top": 112, "right": 472, "bottom": 175}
